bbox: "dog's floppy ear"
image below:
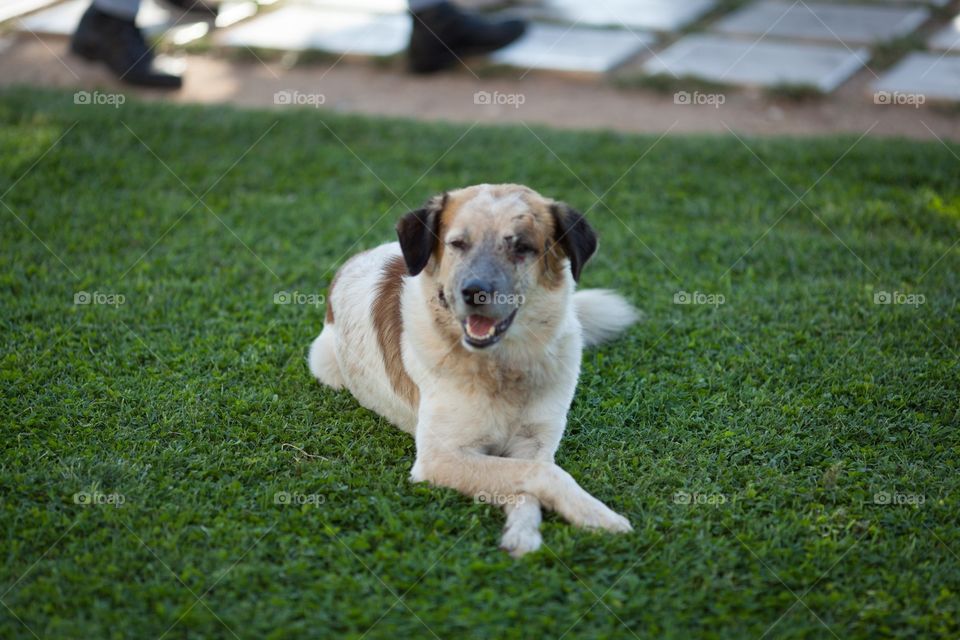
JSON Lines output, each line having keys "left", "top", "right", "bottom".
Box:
{"left": 396, "top": 193, "right": 446, "bottom": 276}
{"left": 549, "top": 202, "right": 597, "bottom": 282}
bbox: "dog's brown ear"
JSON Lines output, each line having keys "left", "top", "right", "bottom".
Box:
{"left": 396, "top": 193, "right": 446, "bottom": 276}
{"left": 550, "top": 202, "right": 597, "bottom": 282}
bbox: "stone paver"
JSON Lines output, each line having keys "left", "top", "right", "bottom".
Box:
{"left": 491, "top": 23, "right": 654, "bottom": 73}
{"left": 217, "top": 5, "right": 410, "bottom": 56}
{"left": 19, "top": 0, "right": 184, "bottom": 36}
{"left": 816, "top": 0, "right": 948, "bottom": 5}
{"left": 644, "top": 33, "right": 868, "bottom": 92}
{"left": 929, "top": 16, "right": 960, "bottom": 52}
{"left": 303, "top": 0, "right": 405, "bottom": 13}
{"left": 541, "top": 0, "right": 716, "bottom": 32}
{"left": 0, "top": 0, "right": 61, "bottom": 25}
{"left": 873, "top": 51, "right": 960, "bottom": 101}
{"left": 715, "top": 1, "right": 930, "bottom": 45}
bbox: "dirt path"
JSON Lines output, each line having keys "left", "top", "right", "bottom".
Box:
{"left": 2, "top": 34, "right": 958, "bottom": 141}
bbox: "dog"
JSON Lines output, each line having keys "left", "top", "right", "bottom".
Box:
{"left": 309, "top": 184, "right": 638, "bottom": 556}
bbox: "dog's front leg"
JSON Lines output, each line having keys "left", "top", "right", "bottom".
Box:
{"left": 498, "top": 437, "right": 548, "bottom": 557}
{"left": 410, "top": 437, "right": 631, "bottom": 535}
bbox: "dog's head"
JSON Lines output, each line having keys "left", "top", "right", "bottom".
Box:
{"left": 396, "top": 184, "right": 597, "bottom": 351}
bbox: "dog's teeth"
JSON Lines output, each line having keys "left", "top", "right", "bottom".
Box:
{"left": 467, "top": 325, "right": 495, "bottom": 339}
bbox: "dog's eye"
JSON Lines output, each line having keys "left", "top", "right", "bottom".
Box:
{"left": 449, "top": 239, "right": 468, "bottom": 251}
{"left": 514, "top": 242, "right": 536, "bottom": 255}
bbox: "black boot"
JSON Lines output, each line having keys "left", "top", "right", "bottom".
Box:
{"left": 70, "top": 4, "right": 182, "bottom": 89}
{"left": 160, "top": 0, "right": 218, "bottom": 19}
{"left": 409, "top": 1, "right": 526, "bottom": 74}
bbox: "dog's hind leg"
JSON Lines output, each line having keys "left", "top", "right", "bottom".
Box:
{"left": 308, "top": 325, "right": 344, "bottom": 389}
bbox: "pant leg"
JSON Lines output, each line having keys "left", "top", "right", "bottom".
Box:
{"left": 92, "top": 0, "right": 141, "bottom": 20}
{"left": 408, "top": 0, "right": 444, "bottom": 11}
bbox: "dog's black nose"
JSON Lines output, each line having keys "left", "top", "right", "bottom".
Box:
{"left": 461, "top": 281, "right": 494, "bottom": 306}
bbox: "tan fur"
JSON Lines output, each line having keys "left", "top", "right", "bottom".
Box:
{"left": 372, "top": 255, "right": 420, "bottom": 408}
{"left": 309, "top": 184, "right": 636, "bottom": 557}
{"left": 324, "top": 269, "right": 340, "bottom": 324}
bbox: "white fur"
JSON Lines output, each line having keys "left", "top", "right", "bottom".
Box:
{"left": 309, "top": 215, "right": 637, "bottom": 556}
{"left": 574, "top": 289, "right": 640, "bottom": 347}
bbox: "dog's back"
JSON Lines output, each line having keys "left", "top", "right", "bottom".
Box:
{"left": 309, "top": 243, "right": 419, "bottom": 433}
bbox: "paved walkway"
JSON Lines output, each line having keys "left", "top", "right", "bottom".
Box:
{"left": 2, "top": 0, "right": 959, "bottom": 140}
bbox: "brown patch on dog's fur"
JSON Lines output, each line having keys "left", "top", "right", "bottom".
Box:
{"left": 372, "top": 255, "right": 420, "bottom": 408}
{"left": 529, "top": 200, "right": 569, "bottom": 291}
{"left": 325, "top": 269, "right": 341, "bottom": 324}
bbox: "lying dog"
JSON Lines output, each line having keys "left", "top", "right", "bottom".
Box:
{"left": 309, "top": 184, "right": 637, "bottom": 556}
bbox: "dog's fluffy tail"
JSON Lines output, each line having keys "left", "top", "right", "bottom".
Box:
{"left": 573, "top": 289, "right": 640, "bottom": 347}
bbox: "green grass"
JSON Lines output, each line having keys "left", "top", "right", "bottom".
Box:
{"left": 1, "top": 86, "right": 958, "bottom": 639}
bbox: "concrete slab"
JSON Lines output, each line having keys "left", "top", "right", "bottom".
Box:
{"left": 217, "top": 6, "right": 410, "bottom": 56}
{"left": 896, "top": 0, "right": 946, "bottom": 5}
{"left": 715, "top": 1, "right": 930, "bottom": 45}
{"left": 491, "top": 23, "right": 654, "bottom": 73}
{"left": 18, "top": 0, "right": 193, "bottom": 37}
{"left": 928, "top": 15, "right": 960, "bottom": 53}
{"left": 873, "top": 51, "right": 960, "bottom": 101}
{"left": 644, "top": 33, "right": 869, "bottom": 92}
{"left": 0, "top": 0, "right": 61, "bottom": 25}
{"left": 544, "top": 0, "right": 717, "bottom": 32}
{"left": 301, "top": 0, "right": 405, "bottom": 13}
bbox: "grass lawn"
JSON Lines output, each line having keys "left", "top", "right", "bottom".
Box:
{"left": 1, "top": 86, "right": 958, "bottom": 639}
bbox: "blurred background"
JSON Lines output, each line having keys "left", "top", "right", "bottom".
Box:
{"left": 1, "top": 0, "right": 958, "bottom": 139}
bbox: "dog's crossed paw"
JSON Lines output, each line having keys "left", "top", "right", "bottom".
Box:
{"left": 575, "top": 504, "right": 633, "bottom": 533}
{"left": 500, "top": 524, "right": 543, "bottom": 558}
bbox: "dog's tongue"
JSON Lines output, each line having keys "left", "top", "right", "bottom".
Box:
{"left": 467, "top": 314, "right": 497, "bottom": 338}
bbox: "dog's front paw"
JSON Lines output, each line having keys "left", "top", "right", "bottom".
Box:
{"left": 408, "top": 460, "right": 427, "bottom": 484}
{"left": 500, "top": 524, "right": 542, "bottom": 558}
{"left": 599, "top": 509, "right": 633, "bottom": 533}
{"left": 574, "top": 502, "right": 633, "bottom": 533}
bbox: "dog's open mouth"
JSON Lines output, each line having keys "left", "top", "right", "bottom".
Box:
{"left": 462, "top": 309, "right": 518, "bottom": 348}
